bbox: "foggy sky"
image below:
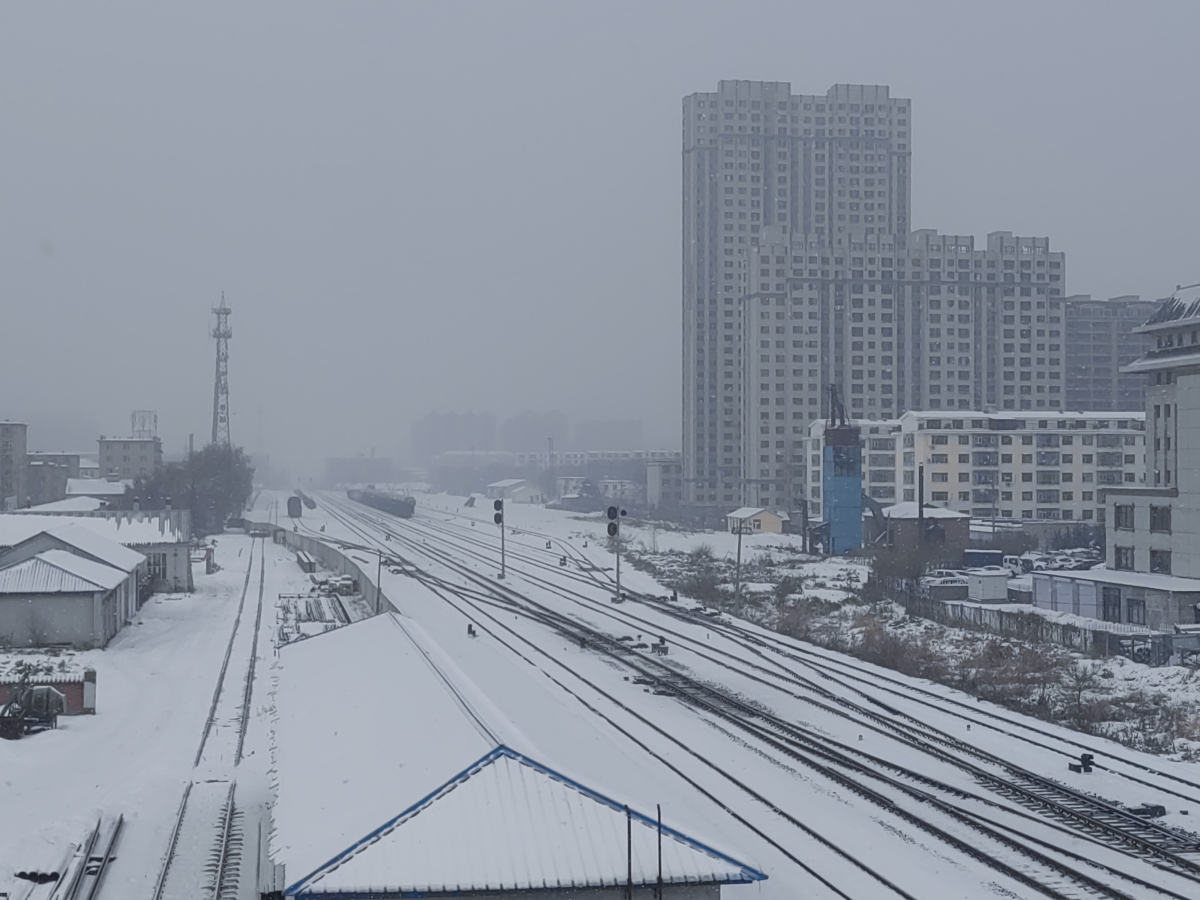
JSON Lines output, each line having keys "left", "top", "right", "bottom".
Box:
{"left": 2, "top": 1, "right": 1197, "bottom": 478}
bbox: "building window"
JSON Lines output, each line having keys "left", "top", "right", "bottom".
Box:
{"left": 1150, "top": 550, "right": 1172, "bottom": 575}
{"left": 1126, "top": 598, "right": 1146, "bottom": 626}
{"left": 147, "top": 553, "right": 167, "bottom": 580}
{"left": 1101, "top": 587, "right": 1121, "bottom": 623}
{"left": 1149, "top": 506, "right": 1171, "bottom": 533}
{"left": 1114, "top": 546, "right": 1134, "bottom": 571}
{"left": 1113, "top": 504, "right": 1134, "bottom": 530}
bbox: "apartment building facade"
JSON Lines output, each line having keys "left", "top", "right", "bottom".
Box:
{"left": 736, "top": 228, "right": 1067, "bottom": 510}
{"left": 682, "top": 80, "right": 912, "bottom": 511}
{"left": 98, "top": 437, "right": 163, "bottom": 481}
{"left": 1063, "top": 295, "right": 1158, "bottom": 411}
{"left": 1033, "top": 286, "right": 1200, "bottom": 631}
{"left": 805, "top": 411, "right": 1144, "bottom": 524}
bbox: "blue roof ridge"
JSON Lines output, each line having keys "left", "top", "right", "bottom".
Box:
{"left": 285, "top": 745, "right": 765, "bottom": 896}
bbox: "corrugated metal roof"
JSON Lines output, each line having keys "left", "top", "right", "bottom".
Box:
{"left": 0, "top": 550, "right": 126, "bottom": 594}
{"left": 287, "top": 748, "right": 764, "bottom": 897}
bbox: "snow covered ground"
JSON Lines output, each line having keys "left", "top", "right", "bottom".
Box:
{"left": 0, "top": 534, "right": 314, "bottom": 899}
{"left": 263, "top": 489, "right": 1200, "bottom": 900}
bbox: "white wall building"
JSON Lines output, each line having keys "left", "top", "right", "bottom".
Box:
{"left": 805, "top": 410, "right": 1145, "bottom": 523}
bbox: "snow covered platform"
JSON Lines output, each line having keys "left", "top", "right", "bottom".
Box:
{"left": 271, "top": 613, "right": 765, "bottom": 898}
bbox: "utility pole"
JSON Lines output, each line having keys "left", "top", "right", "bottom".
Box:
{"left": 547, "top": 436, "right": 555, "bottom": 500}
{"left": 607, "top": 505, "right": 626, "bottom": 601}
{"left": 493, "top": 499, "right": 506, "bottom": 579}
{"left": 733, "top": 518, "right": 753, "bottom": 602}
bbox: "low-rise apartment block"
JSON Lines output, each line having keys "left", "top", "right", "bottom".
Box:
{"left": 98, "top": 436, "right": 163, "bottom": 481}
{"left": 1033, "top": 285, "right": 1200, "bottom": 632}
{"left": 806, "top": 410, "right": 1145, "bottom": 524}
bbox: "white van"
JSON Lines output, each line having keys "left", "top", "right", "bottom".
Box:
{"left": 1003, "top": 555, "right": 1024, "bottom": 577}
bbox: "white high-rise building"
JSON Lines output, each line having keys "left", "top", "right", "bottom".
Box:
{"left": 682, "top": 81, "right": 912, "bottom": 513}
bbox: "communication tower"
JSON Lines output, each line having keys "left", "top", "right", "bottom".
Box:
{"left": 211, "top": 294, "right": 233, "bottom": 446}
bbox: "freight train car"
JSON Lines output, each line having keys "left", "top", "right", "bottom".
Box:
{"left": 346, "top": 487, "right": 416, "bottom": 518}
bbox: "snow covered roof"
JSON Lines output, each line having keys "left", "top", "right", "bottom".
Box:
{"left": 0, "top": 520, "right": 145, "bottom": 573}
{"left": 0, "top": 513, "right": 185, "bottom": 548}
{"left": 881, "top": 501, "right": 969, "bottom": 520}
{"left": 0, "top": 550, "right": 127, "bottom": 594}
{"left": 26, "top": 497, "right": 106, "bottom": 512}
{"left": 272, "top": 613, "right": 764, "bottom": 898}
{"left": 65, "top": 478, "right": 131, "bottom": 497}
{"left": 487, "top": 478, "right": 527, "bottom": 489}
{"left": 287, "top": 746, "right": 764, "bottom": 897}
{"left": 726, "top": 507, "right": 785, "bottom": 520}
{"left": 1136, "top": 283, "right": 1200, "bottom": 331}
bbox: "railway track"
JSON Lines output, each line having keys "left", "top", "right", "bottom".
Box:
{"left": 411, "top": 503, "right": 1200, "bottom": 790}
{"left": 326, "top": 495, "right": 1200, "bottom": 899}
{"left": 403, "top": 503, "right": 1200, "bottom": 819}
{"left": 152, "top": 538, "right": 264, "bottom": 900}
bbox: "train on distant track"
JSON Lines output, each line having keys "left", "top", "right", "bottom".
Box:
{"left": 346, "top": 487, "right": 416, "bottom": 518}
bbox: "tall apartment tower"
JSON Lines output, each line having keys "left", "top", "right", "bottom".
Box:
{"left": 1063, "top": 295, "right": 1159, "bottom": 411}
{"left": 682, "top": 81, "right": 912, "bottom": 511}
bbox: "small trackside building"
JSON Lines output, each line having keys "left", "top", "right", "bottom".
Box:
{"left": 725, "top": 507, "right": 787, "bottom": 535}
{"left": 271, "top": 614, "right": 766, "bottom": 899}
{"left": 0, "top": 550, "right": 135, "bottom": 648}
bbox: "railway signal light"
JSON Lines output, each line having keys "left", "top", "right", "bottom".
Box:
{"left": 494, "top": 500, "right": 506, "bottom": 579}
{"left": 606, "top": 506, "right": 627, "bottom": 602}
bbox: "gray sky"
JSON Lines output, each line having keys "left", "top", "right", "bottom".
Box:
{"left": 2, "top": 1, "right": 1197, "bottom": 477}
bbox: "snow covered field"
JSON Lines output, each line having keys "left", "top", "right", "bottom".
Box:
{"left": 264, "top": 489, "right": 1200, "bottom": 900}
{"left": 0, "top": 534, "right": 313, "bottom": 899}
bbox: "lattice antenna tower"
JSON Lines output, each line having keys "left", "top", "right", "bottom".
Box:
{"left": 211, "top": 293, "right": 233, "bottom": 446}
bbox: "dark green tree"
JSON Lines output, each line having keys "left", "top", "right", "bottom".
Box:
{"left": 134, "top": 444, "right": 255, "bottom": 533}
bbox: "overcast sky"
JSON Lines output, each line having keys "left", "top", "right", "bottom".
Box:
{"left": 2, "top": 1, "right": 1197, "bottom": 476}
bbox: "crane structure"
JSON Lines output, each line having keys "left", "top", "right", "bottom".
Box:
{"left": 822, "top": 384, "right": 863, "bottom": 554}
{"left": 211, "top": 294, "right": 233, "bottom": 447}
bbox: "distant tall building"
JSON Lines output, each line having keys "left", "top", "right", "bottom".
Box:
{"left": 0, "top": 422, "right": 28, "bottom": 510}
{"left": 682, "top": 81, "right": 912, "bottom": 509}
{"left": 737, "top": 227, "right": 1065, "bottom": 510}
{"left": 682, "top": 79, "right": 1069, "bottom": 514}
{"left": 1063, "top": 295, "right": 1159, "bottom": 411}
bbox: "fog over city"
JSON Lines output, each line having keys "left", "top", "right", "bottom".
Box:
{"left": 2, "top": 1, "right": 1197, "bottom": 478}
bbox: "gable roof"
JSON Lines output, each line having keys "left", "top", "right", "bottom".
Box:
{"left": 42, "top": 523, "right": 145, "bottom": 572}
{"left": 0, "top": 550, "right": 126, "bottom": 594}
{"left": 286, "top": 746, "right": 765, "bottom": 898}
